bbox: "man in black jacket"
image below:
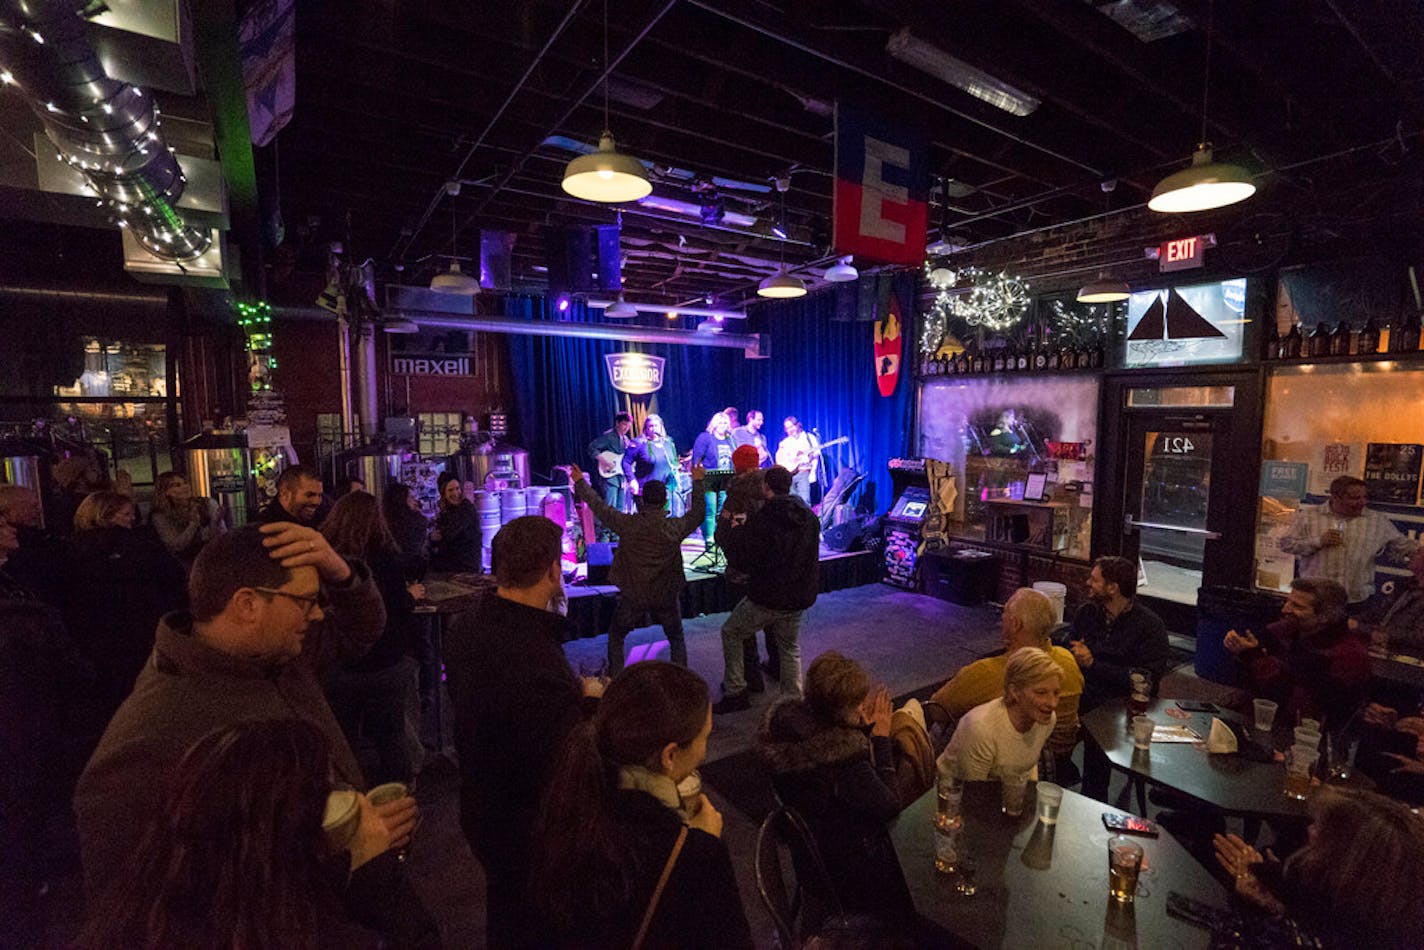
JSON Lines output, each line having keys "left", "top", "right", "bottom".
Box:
{"left": 443, "top": 516, "right": 603, "bottom": 950}
{"left": 255, "top": 464, "right": 326, "bottom": 526}
{"left": 713, "top": 466, "right": 820, "bottom": 712}
{"left": 1069, "top": 555, "right": 1174, "bottom": 711}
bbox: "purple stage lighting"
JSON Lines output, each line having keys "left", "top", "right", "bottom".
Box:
{"left": 557, "top": 295, "right": 571, "bottom": 312}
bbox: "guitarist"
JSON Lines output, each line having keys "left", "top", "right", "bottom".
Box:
{"left": 586, "top": 412, "right": 634, "bottom": 532}
{"left": 775, "top": 416, "right": 821, "bottom": 504}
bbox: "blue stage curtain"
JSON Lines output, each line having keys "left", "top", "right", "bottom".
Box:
{"left": 504, "top": 296, "right": 759, "bottom": 483}
{"left": 746, "top": 274, "right": 916, "bottom": 512}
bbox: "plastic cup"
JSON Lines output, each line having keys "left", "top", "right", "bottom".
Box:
{"left": 1294, "top": 727, "right": 1322, "bottom": 751}
{"left": 1284, "top": 745, "right": 1319, "bottom": 800}
{"left": 1036, "top": 782, "right": 1064, "bottom": 825}
{"left": 677, "top": 770, "right": 704, "bottom": 818}
{"left": 322, "top": 789, "right": 360, "bottom": 850}
{"left": 1108, "top": 836, "right": 1144, "bottom": 903}
{"left": 367, "top": 781, "right": 409, "bottom": 807}
{"left": 1299, "top": 718, "right": 1321, "bottom": 733}
{"left": 1001, "top": 774, "right": 1030, "bottom": 817}
{"left": 1253, "top": 699, "right": 1278, "bottom": 733}
{"left": 1131, "top": 715, "right": 1154, "bottom": 751}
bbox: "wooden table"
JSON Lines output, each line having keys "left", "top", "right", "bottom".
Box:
{"left": 890, "top": 782, "right": 1226, "bottom": 949}
{"left": 1082, "top": 698, "right": 1310, "bottom": 825}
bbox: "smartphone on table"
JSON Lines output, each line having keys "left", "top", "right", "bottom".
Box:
{"left": 1102, "top": 813, "right": 1160, "bottom": 837}
{"left": 1175, "top": 700, "right": 1219, "bottom": 714}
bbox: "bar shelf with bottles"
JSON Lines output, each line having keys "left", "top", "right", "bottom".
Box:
{"left": 1261, "top": 310, "right": 1424, "bottom": 364}
{"left": 918, "top": 340, "right": 1105, "bottom": 378}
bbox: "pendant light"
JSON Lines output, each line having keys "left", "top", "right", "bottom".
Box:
{"left": 1076, "top": 276, "right": 1130, "bottom": 303}
{"left": 824, "top": 256, "right": 859, "bottom": 283}
{"left": 560, "top": 0, "right": 651, "bottom": 203}
{"left": 1148, "top": 0, "right": 1255, "bottom": 214}
{"left": 604, "top": 293, "right": 638, "bottom": 318}
{"left": 431, "top": 191, "right": 479, "bottom": 294}
{"left": 757, "top": 184, "right": 806, "bottom": 299}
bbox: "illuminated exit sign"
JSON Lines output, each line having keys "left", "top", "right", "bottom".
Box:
{"left": 1146, "top": 233, "right": 1216, "bottom": 273}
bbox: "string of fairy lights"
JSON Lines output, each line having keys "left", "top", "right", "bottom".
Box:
{"left": 920, "top": 262, "right": 1117, "bottom": 355}
{"left": 235, "top": 300, "right": 276, "bottom": 392}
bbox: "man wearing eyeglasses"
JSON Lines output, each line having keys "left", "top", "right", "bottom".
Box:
{"left": 74, "top": 522, "right": 438, "bottom": 945}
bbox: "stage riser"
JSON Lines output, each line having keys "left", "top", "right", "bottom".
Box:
{"left": 561, "top": 550, "right": 880, "bottom": 641}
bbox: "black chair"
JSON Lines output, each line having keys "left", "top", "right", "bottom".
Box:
{"left": 754, "top": 806, "right": 844, "bottom": 948}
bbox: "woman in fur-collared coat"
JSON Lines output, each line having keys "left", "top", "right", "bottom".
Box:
{"left": 755, "top": 651, "right": 915, "bottom": 928}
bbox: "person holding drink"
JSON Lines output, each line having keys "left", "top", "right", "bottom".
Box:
{"left": 939, "top": 648, "right": 1062, "bottom": 816}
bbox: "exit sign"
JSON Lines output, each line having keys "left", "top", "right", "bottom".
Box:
{"left": 1148, "top": 233, "right": 1216, "bottom": 273}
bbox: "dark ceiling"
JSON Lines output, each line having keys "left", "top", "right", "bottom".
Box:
{"left": 270, "top": 0, "right": 1424, "bottom": 308}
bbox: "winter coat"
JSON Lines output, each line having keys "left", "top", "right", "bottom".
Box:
{"left": 717, "top": 492, "right": 820, "bottom": 611}
{"left": 756, "top": 698, "right": 914, "bottom": 926}
{"left": 573, "top": 477, "right": 705, "bottom": 607}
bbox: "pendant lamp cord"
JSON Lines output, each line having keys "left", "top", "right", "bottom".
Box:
{"left": 1199, "top": 0, "right": 1214, "bottom": 146}
{"left": 603, "top": 0, "right": 611, "bottom": 132}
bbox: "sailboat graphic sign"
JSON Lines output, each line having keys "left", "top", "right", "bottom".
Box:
{"left": 1123, "top": 278, "right": 1247, "bottom": 368}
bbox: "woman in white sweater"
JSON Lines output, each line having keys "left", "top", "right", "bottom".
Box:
{"left": 941, "top": 647, "right": 1062, "bottom": 782}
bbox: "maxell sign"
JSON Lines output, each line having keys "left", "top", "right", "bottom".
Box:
{"left": 391, "top": 356, "right": 472, "bottom": 376}
{"left": 604, "top": 353, "right": 665, "bottom": 395}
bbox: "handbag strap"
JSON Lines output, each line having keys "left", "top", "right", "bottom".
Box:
{"left": 631, "top": 824, "right": 688, "bottom": 950}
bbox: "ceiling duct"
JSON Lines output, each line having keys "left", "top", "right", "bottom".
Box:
{"left": 0, "top": 0, "right": 210, "bottom": 260}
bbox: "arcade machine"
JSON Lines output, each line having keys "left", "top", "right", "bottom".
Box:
{"left": 882, "top": 457, "right": 931, "bottom": 588}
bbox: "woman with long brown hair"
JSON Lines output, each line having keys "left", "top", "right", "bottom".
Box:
{"left": 529, "top": 662, "right": 751, "bottom": 949}
{"left": 78, "top": 719, "right": 429, "bottom": 949}
{"left": 321, "top": 491, "right": 424, "bottom": 787}
{"left": 148, "top": 471, "right": 225, "bottom": 566}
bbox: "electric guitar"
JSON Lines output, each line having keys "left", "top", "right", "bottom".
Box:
{"left": 782, "top": 436, "right": 849, "bottom": 474}
{"left": 595, "top": 450, "right": 625, "bottom": 480}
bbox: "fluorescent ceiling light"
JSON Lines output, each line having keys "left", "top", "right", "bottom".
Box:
{"left": 887, "top": 28, "right": 1040, "bottom": 117}
{"left": 1148, "top": 144, "right": 1256, "bottom": 213}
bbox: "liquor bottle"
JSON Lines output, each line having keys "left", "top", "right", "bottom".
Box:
{"left": 1357, "top": 316, "right": 1380, "bottom": 355}
{"left": 1395, "top": 311, "right": 1423, "bottom": 352}
{"left": 1260, "top": 317, "right": 1280, "bottom": 361}
{"left": 1281, "top": 323, "right": 1304, "bottom": 359}
{"left": 1032, "top": 341, "right": 1047, "bottom": 371}
{"left": 1045, "top": 345, "right": 1060, "bottom": 371}
{"left": 1061, "top": 345, "right": 1077, "bottom": 369}
{"left": 1088, "top": 344, "right": 1104, "bottom": 369}
{"left": 945, "top": 352, "right": 958, "bottom": 375}
{"left": 1015, "top": 343, "right": 1028, "bottom": 372}
{"left": 992, "top": 349, "right": 1006, "bottom": 373}
{"left": 1329, "top": 320, "right": 1353, "bottom": 356}
{"left": 971, "top": 350, "right": 985, "bottom": 374}
{"left": 1307, "top": 322, "right": 1332, "bottom": 358}
{"left": 955, "top": 351, "right": 969, "bottom": 374}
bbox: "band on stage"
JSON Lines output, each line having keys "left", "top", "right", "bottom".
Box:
{"left": 585, "top": 406, "right": 836, "bottom": 544}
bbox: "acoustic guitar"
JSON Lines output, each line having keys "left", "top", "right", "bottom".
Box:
{"left": 595, "top": 450, "right": 625, "bottom": 480}
{"left": 785, "top": 436, "right": 849, "bottom": 474}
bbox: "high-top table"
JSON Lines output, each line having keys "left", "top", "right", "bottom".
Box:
{"left": 1081, "top": 698, "right": 1309, "bottom": 825}
{"left": 890, "top": 781, "right": 1226, "bottom": 949}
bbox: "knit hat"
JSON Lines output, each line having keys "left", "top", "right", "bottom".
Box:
{"left": 731, "top": 444, "right": 760, "bottom": 473}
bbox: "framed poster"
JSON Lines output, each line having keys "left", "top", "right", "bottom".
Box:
{"left": 1363, "top": 443, "right": 1423, "bottom": 505}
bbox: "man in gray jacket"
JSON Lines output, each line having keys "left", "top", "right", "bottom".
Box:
{"left": 74, "top": 523, "right": 435, "bottom": 945}
{"left": 571, "top": 461, "right": 705, "bottom": 671}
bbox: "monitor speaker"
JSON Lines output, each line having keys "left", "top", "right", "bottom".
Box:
{"left": 823, "top": 518, "right": 869, "bottom": 553}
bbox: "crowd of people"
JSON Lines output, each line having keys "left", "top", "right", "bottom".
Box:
{"left": 2, "top": 456, "right": 1423, "bottom": 949}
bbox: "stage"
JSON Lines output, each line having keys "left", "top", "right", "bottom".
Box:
{"left": 561, "top": 537, "right": 881, "bottom": 640}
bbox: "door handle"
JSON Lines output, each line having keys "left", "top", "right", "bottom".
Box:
{"left": 1124, "top": 516, "right": 1221, "bottom": 540}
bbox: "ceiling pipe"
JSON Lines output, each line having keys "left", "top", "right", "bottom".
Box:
{"left": 0, "top": 0, "right": 210, "bottom": 260}
{"left": 272, "top": 305, "right": 757, "bottom": 351}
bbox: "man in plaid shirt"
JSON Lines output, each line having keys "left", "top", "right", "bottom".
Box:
{"left": 1279, "top": 476, "right": 1418, "bottom": 610}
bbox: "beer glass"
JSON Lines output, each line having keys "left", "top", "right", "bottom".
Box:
{"left": 1108, "top": 836, "right": 1144, "bottom": 903}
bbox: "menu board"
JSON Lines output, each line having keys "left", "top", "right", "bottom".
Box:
{"left": 1363, "top": 443, "right": 1423, "bottom": 505}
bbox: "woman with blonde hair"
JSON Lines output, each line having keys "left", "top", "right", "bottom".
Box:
{"left": 149, "top": 472, "right": 225, "bottom": 566}
{"left": 688, "top": 412, "right": 734, "bottom": 546}
{"left": 940, "top": 646, "right": 1062, "bottom": 782}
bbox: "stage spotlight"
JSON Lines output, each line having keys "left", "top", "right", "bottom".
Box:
{"left": 556, "top": 295, "right": 571, "bottom": 312}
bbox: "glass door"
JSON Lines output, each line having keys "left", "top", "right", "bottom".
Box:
{"left": 1122, "top": 414, "right": 1228, "bottom": 606}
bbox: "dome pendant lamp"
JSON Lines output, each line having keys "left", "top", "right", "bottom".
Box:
{"left": 561, "top": 0, "right": 650, "bottom": 203}
{"left": 1149, "top": 0, "right": 1255, "bottom": 214}
{"left": 431, "top": 193, "right": 479, "bottom": 295}
{"left": 1076, "top": 275, "right": 1130, "bottom": 303}
{"left": 757, "top": 183, "right": 806, "bottom": 299}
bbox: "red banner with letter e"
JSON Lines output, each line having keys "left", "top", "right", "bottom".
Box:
{"left": 834, "top": 101, "right": 930, "bottom": 265}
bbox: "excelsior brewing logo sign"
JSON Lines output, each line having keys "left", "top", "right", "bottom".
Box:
{"left": 604, "top": 353, "right": 664, "bottom": 395}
